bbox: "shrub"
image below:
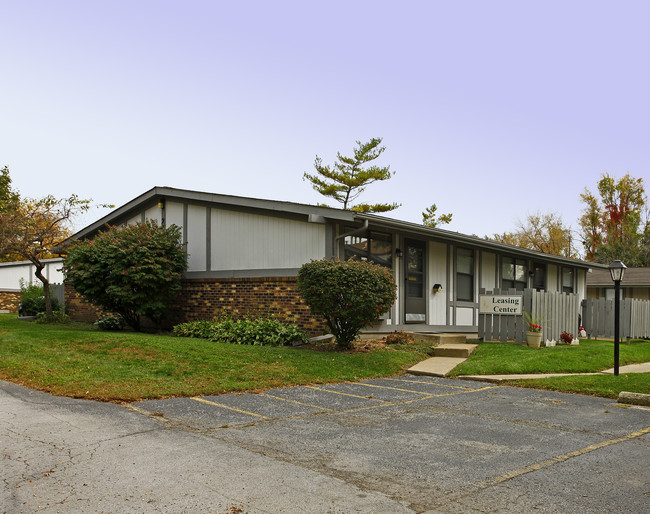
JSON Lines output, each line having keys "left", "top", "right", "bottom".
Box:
{"left": 95, "top": 315, "right": 126, "bottom": 331}
{"left": 35, "top": 311, "right": 70, "bottom": 324}
{"left": 64, "top": 220, "right": 187, "bottom": 331}
{"left": 173, "top": 316, "right": 307, "bottom": 346}
{"left": 173, "top": 320, "right": 216, "bottom": 339}
{"left": 385, "top": 331, "right": 414, "bottom": 345}
{"left": 18, "top": 282, "right": 61, "bottom": 316}
{"left": 297, "top": 259, "right": 397, "bottom": 349}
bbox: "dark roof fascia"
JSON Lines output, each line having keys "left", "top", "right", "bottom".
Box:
{"left": 354, "top": 213, "right": 605, "bottom": 270}
{"left": 67, "top": 186, "right": 357, "bottom": 241}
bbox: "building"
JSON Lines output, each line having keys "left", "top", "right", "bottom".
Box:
{"left": 0, "top": 258, "right": 64, "bottom": 313}
{"left": 61, "top": 186, "right": 600, "bottom": 334}
{"left": 586, "top": 267, "right": 650, "bottom": 301}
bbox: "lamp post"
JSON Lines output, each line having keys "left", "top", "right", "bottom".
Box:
{"left": 608, "top": 260, "right": 627, "bottom": 376}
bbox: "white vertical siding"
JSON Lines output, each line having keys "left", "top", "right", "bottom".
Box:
{"left": 577, "top": 269, "right": 586, "bottom": 305}
{"left": 126, "top": 215, "right": 141, "bottom": 226}
{"left": 0, "top": 260, "right": 64, "bottom": 290}
{"left": 144, "top": 205, "right": 162, "bottom": 224}
{"left": 428, "top": 241, "right": 447, "bottom": 325}
{"left": 210, "top": 209, "right": 326, "bottom": 270}
{"left": 547, "top": 264, "right": 558, "bottom": 292}
{"left": 187, "top": 205, "right": 207, "bottom": 271}
{"left": 166, "top": 201, "right": 184, "bottom": 231}
{"left": 456, "top": 307, "right": 474, "bottom": 326}
{"left": 481, "top": 252, "right": 496, "bottom": 290}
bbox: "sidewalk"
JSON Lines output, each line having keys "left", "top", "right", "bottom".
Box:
{"left": 458, "top": 361, "right": 650, "bottom": 382}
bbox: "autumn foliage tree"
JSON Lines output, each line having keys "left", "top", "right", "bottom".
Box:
{"left": 0, "top": 166, "right": 93, "bottom": 315}
{"left": 579, "top": 173, "right": 648, "bottom": 266}
{"left": 304, "top": 138, "right": 399, "bottom": 213}
{"left": 492, "top": 212, "right": 577, "bottom": 258}
{"left": 64, "top": 221, "right": 187, "bottom": 331}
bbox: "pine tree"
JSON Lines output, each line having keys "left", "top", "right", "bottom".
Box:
{"left": 303, "top": 138, "right": 399, "bottom": 213}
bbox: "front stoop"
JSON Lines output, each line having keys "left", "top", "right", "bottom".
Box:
{"left": 433, "top": 343, "right": 478, "bottom": 358}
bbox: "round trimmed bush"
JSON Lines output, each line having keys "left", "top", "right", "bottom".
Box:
{"left": 297, "top": 259, "right": 397, "bottom": 349}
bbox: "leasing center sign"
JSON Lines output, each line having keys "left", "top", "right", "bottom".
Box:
{"left": 479, "top": 295, "right": 523, "bottom": 315}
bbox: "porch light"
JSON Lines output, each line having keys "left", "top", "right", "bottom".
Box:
{"left": 608, "top": 260, "right": 627, "bottom": 282}
{"left": 608, "top": 260, "right": 627, "bottom": 376}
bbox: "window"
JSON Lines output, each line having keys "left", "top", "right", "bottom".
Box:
{"left": 501, "top": 257, "right": 527, "bottom": 291}
{"left": 533, "top": 262, "right": 546, "bottom": 291}
{"left": 562, "top": 268, "right": 574, "bottom": 293}
{"left": 344, "top": 230, "right": 392, "bottom": 268}
{"left": 456, "top": 248, "right": 474, "bottom": 302}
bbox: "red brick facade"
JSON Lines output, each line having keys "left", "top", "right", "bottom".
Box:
{"left": 65, "top": 277, "right": 326, "bottom": 335}
{"left": 0, "top": 291, "right": 20, "bottom": 312}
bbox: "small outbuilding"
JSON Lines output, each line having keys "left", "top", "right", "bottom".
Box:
{"left": 587, "top": 267, "right": 650, "bottom": 301}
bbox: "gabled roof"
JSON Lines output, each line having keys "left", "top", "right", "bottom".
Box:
{"left": 67, "top": 186, "right": 603, "bottom": 270}
{"left": 587, "top": 267, "right": 650, "bottom": 287}
{"left": 68, "top": 186, "right": 356, "bottom": 242}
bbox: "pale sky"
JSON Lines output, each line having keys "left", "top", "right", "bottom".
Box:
{"left": 2, "top": 1, "right": 648, "bottom": 253}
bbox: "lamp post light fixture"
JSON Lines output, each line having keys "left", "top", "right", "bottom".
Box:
{"left": 608, "top": 260, "right": 627, "bottom": 376}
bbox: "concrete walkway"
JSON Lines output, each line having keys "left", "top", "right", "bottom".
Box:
{"left": 407, "top": 344, "right": 650, "bottom": 381}
{"left": 458, "top": 361, "right": 650, "bottom": 382}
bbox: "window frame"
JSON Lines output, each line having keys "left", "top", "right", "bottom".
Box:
{"left": 455, "top": 247, "right": 475, "bottom": 302}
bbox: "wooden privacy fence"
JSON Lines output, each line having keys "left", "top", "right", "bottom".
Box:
{"left": 581, "top": 298, "right": 650, "bottom": 340}
{"left": 479, "top": 288, "right": 581, "bottom": 344}
{"left": 50, "top": 283, "right": 65, "bottom": 309}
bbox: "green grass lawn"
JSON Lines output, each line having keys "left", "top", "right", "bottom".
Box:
{"left": 450, "top": 339, "right": 650, "bottom": 376}
{"left": 505, "top": 373, "right": 650, "bottom": 398}
{"left": 450, "top": 339, "right": 650, "bottom": 398}
{"left": 0, "top": 314, "right": 428, "bottom": 402}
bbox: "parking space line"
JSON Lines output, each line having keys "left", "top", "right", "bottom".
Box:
{"left": 191, "top": 397, "right": 269, "bottom": 419}
{"left": 260, "top": 393, "right": 333, "bottom": 411}
{"left": 353, "top": 382, "right": 435, "bottom": 395}
{"left": 306, "top": 385, "right": 388, "bottom": 401}
{"left": 382, "top": 377, "right": 475, "bottom": 390}
{"left": 430, "top": 386, "right": 496, "bottom": 397}
{"left": 432, "top": 425, "right": 650, "bottom": 508}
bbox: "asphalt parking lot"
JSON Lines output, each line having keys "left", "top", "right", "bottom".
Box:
{"left": 2, "top": 376, "right": 649, "bottom": 512}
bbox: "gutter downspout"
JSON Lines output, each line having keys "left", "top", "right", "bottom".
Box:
{"left": 333, "top": 219, "right": 369, "bottom": 260}
{"left": 334, "top": 219, "right": 369, "bottom": 241}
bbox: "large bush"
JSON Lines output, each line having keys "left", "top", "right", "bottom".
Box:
{"left": 64, "top": 220, "right": 187, "bottom": 331}
{"left": 297, "top": 259, "right": 397, "bottom": 349}
{"left": 18, "top": 282, "right": 61, "bottom": 316}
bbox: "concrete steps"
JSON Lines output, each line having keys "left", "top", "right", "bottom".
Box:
{"left": 433, "top": 343, "right": 478, "bottom": 358}
{"left": 407, "top": 341, "right": 478, "bottom": 377}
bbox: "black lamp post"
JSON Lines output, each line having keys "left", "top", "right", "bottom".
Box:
{"left": 608, "top": 260, "right": 627, "bottom": 376}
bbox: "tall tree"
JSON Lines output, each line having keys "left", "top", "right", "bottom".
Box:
{"left": 303, "top": 137, "right": 399, "bottom": 213}
{"left": 0, "top": 194, "right": 92, "bottom": 315}
{"left": 0, "top": 166, "right": 19, "bottom": 213}
{"left": 422, "top": 204, "right": 453, "bottom": 228}
{"left": 0, "top": 166, "right": 22, "bottom": 262}
{"left": 579, "top": 172, "right": 648, "bottom": 265}
{"left": 0, "top": 167, "right": 96, "bottom": 315}
{"left": 492, "top": 212, "right": 578, "bottom": 258}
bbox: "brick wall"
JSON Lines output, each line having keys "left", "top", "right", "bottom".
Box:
{"left": 66, "top": 277, "right": 326, "bottom": 335}
{"left": 168, "top": 277, "right": 326, "bottom": 335}
{"left": 65, "top": 286, "right": 108, "bottom": 323}
{"left": 0, "top": 291, "right": 20, "bottom": 312}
